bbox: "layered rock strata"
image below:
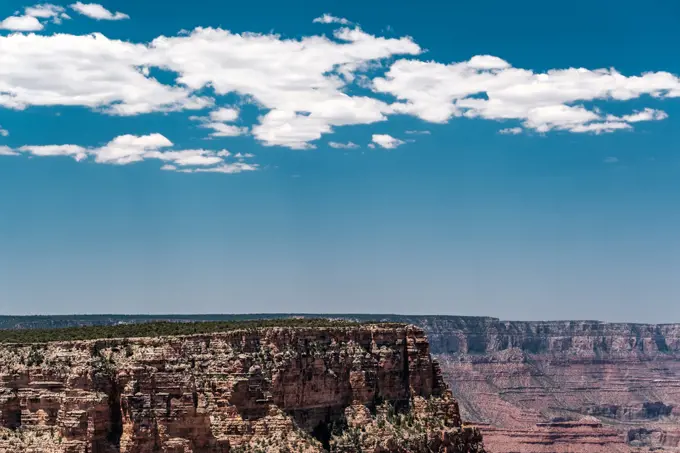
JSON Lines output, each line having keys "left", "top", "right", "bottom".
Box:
{"left": 0, "top": 324, "right": 485, "bottom": 452}
{"left": 4, "top": 314, "right": 679, "bottom": 452}
{"left": 404, "top": 317, "right": 680, "bottom": 453}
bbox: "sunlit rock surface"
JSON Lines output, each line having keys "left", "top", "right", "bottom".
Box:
{"left": 0, "top": 323, "right": 484, "bottom": 453}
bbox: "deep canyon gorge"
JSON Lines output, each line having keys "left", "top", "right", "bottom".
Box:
{"left": 403, "top": 316, "right": 680, "bottom": 453}
{"left": 0, "top": 314, "right": 678, "bottom": 452}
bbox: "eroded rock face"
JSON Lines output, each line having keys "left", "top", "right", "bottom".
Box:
{"left": 0, "top": 324, "right": 484, "bottom": 453}
{"left": 403, "top": 317, "right": 680, "bottom": 453}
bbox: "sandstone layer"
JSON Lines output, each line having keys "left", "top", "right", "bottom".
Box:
{"left": 0, "top": 323, "right": 485, "bottom": 452}
{"left": 4, "top": 314, "right": 679, "bottom": 452}
{"left": 400, "top": 316, "right": 680, "bottom": 453}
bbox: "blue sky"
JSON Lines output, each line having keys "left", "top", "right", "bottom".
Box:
{"left": 1, "top": 0, "right": 680, "bottom": 321}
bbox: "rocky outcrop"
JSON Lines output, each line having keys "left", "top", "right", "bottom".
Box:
{"left": 0, "top": 324, "right": 485, "bottom": 452}
{"left": 4, "top": 313, "right": 679, "bottom": 452}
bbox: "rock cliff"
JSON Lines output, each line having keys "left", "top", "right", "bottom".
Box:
{"left": 0, "top": 323, "right": 485, "bottom": 453}
{"left": 401, "top": 317, "right": 680, "bottom": 453}
{"left": 4, "top": 313, "right": 679, "bottom": 452}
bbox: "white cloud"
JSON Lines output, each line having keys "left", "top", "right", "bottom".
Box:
{"left": 0, "top": 15, "right": 44, "bottom": 31}
{"left": 93, "top": 133, "right": 173, "bottom": 164}
{"left": 606, "top": 108, "right": 668, "bottom": 123}
{"left": 467, "top": 55, "right": 511, "bottom": 70}
{"left": 145, "top": 149, "right": 225, "bottom": 166}
{"left": 328, "top": 141, "right": 359, "bottom": 149}
{"left": 0, "top": 126, "right": 8, "bottom": 137}
{"left": 405, "top": 130, "right": 430, "bottom": 135}
{"left": 0, "top": 19, "right": 678, "bottom": 156}
{"left": 313, "top": 14, "right": 351, "bottom": 25}
{"left": 0, "top": 4, "right": 69, "bottom": 32}
{"left": 604, "top": 156, "right": 619, "bottom": 164}
{"left": 25, "top": 4, "right": 67, "bottom": 19}
{"left": 524, "top": 105, "right": 600, "bottom": 132}
{"left": 150, "top": 26, "right": 421, "bottom": 148}
{"left": 25, "top": 4, "right": 69, "bottom": 24}
{"left": 0, "top": 24, "right": 417, "bottom": 146}
{"left": 175, "top": 162, "right": 258, "bottom": 174}
{"left": 190, "top": 107, "right": 248, "bottom": 137}
{"left": 3, "top": 133, "right": 256, "bottom": 174}
{"left": 200, "top": 122, "right": 248, "bottom": 137}
{"left": 210, "top": 107, "right": 239, "bottom": 122}
{"left": 371, "top": 134, "right": 405, "bottom": 149}
{"left": 499, "top": 127, "right": 522, "bottom": 135}
{"left": 19, "top": 144, "right": 88, "bottom": 161}
{"left": 70, "top": 2, "right": 129, "bottom": 20}
{"left": 0, "top": 32, "right": 210, "bottom": 114}
{"left": 250, "top": 110, "right": 331, "bottom": 149}
{"left": 568, "top": 121, "right": 631, "bottom": 134}
{"left": 374, "top": 58, "right": 680, "bottom": 134}
{"left": 0, "top": 146, "right": 18, "bottom": 156}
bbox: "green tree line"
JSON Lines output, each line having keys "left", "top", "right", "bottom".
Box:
{"left": 0, "top": 318, "right": 404, "bottom": 344}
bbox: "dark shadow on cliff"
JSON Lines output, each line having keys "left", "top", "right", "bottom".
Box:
{"left": 106, "top": 379, "right": 123, "bottom": 447}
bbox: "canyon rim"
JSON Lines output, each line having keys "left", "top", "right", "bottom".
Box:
{"left": 3, "top": 315, "right": 678, "bottom": 453}
{"left": 0, "top": 321, "right": 484, "bottom": 453}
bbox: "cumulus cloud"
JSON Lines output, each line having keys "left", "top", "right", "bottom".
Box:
{"left": 200, "top": 123, "right": 248, "bottom": 137}
{"left": 405, "top": 130, "right": 430, "bottom": 135}
{"left": 568, "top": 121, "right": 631, "bottom": 134}
{"left": 328, "top": 141, "right": 359, "bottom": 149}
{"left": 92, "top": 133, "right": 172, "bottom": 164}
{"left": 25, "top": 4, "right": 67, "bottom": 19}
{"left": 313, "top": 14, "right": 351, "bottom": 25}
{"left": 70, "top": 2, "right": 129, "bottom": 20}
{"left": 19, "top": 144, "right": 89, "bottom": 160}
{"left": 191, "top": 107, "right": 248, "bottom": 137}
{"left": 3, "top": 133, "right": 257, "bottom": 173}
{"left": 0, "top": 4, "right": 70, "bottom": 32}
{"left": 0, "top": 126, "right": 8, "bottom": 137}
{"left": 374, "top": 57, "right": 680, "bottom": 134}
{"left": 25, "top": 4, "right": 69, "bottom": 23}
{"left": 0, "top": 25, "right": 420, "bottom": 147}
{"left": 371, "top": 134, "right": 405, "bottom": 149}
{"left": 0, "top": 15, "right": 44, "bottom": 31}
{"left": 149, "top": 26, "right": 421, "bottom": 148}
{"left": 606, "top": 108, "right": 668, "bottom": 123}
{"left": 0, "top": 33, "right": 210, "bottom": 114}
{"left": 210, "top": 107, "right": 240, "bottom": 122}
{"left": 499, "top": 127, "right": 522, "bottom": 135}
{"left": 145, "top": 149, "right": 225, "bottom": 166}
{"left": 0, "top": 19, "right": 679, "bottom": 159}
{"left": 0, "top": 146, "right": 18, "bottom": 156}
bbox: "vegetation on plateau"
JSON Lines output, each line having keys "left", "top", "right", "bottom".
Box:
{"left": 0, "top": 318, "right": 404, "bottom": 344}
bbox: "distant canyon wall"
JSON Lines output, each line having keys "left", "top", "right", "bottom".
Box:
{"left": 400, "top": 316, "right": 680, "bottom": 453}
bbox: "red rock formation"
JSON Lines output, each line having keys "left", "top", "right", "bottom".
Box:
{"left": 0, "top": 324, "right": 485, "bottom": 453}
{"left": 400, "top": 317, "right": 680, "bottom": 453}
{"left": 6, "top": 314, "right": 679, "bottom": 452}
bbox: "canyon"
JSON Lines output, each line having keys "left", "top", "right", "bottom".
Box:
{"left": 1, "top": 314, "right": 679, "bottom": 452}
{"left": 399, "top": 316, "right": 680, "bottom": 453}
{"left": 0, "top": 322, "right": 484, "bottom": 452}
